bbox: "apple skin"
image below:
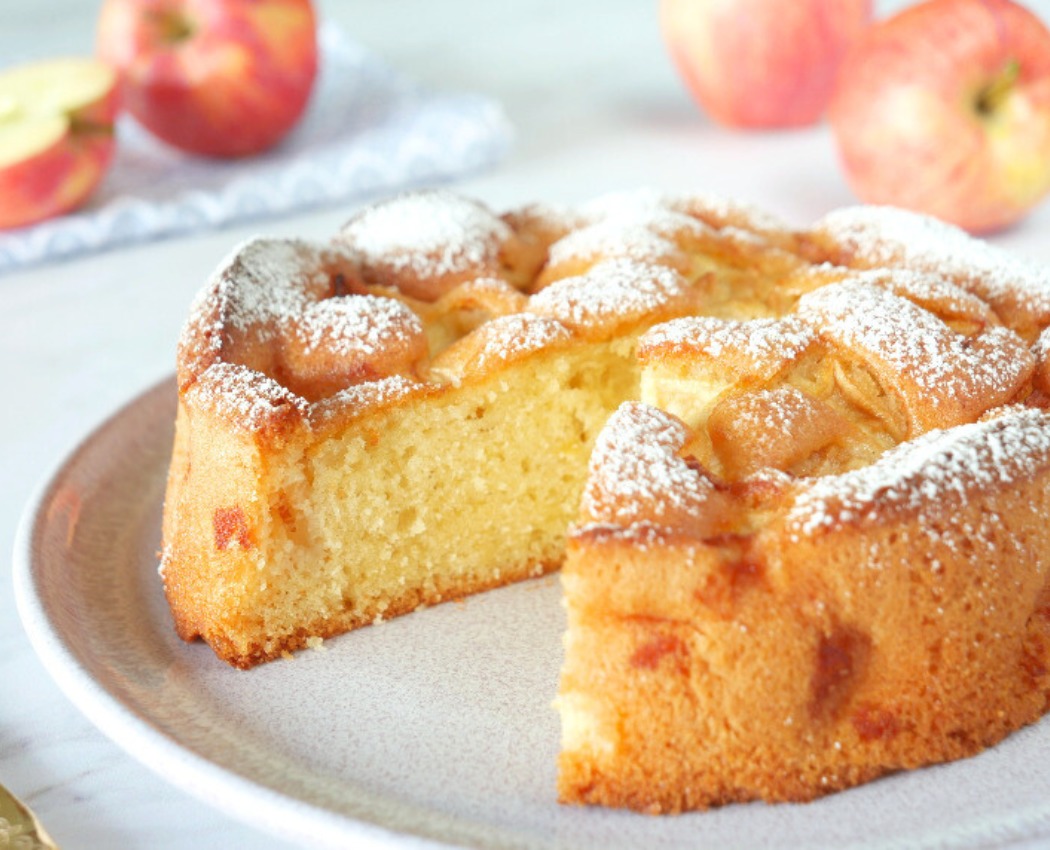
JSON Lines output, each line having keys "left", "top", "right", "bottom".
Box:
{"left": 659, "top": 0, "right": 873, "bottom": 129}
{"left": 829, "top": 0, "right": 1050, "bottom": 234}
{"left": 0, "top": 61, "right": 120, "bottom": 231}
{"left": 96, "top": 0, "right": 318, "bottom": 158}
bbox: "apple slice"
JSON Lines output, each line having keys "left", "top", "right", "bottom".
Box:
{"left": 0, "top": 58, "right": 120, "bottom": 230}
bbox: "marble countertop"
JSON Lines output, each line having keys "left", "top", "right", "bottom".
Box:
{"left": 4, "top": 1, "right": 1050, "bottom": 848}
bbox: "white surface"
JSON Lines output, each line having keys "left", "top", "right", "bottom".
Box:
{"left": 3, "top": 2, "right": 1050, "bottom": 849}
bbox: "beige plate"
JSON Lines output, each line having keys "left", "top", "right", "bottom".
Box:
{"left": 13, "top": 378, "right": 1050, "bottom": 849}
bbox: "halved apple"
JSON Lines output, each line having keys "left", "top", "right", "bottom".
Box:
{"left": 0, "top": 58, "right": 120, "bottom": 230}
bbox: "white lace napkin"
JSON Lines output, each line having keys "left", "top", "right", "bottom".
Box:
{"left": 0, "top": 24, "right": 512, "bottom": 274}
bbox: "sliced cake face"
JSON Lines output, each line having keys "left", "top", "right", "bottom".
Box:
{"left": 165, "top": 189, "right": 1050, "bottom": 810}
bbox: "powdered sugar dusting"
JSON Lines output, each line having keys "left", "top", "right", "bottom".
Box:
{"left": 853, "top": 268, "right": 995, "bottom": 325}
{"left": 816, "top": 206, "right": 1050, "bottom": 318}
{"left": 1034, "top": 326, "right": 1050, "bottom": 364}
{"left": 582, "top": 402, "right": 714, "bottom": 525}
{"left": 340, "top": 190, "right": 511, "bottom": 278}
{"left": 529, "top": 258, "right": 690, "bottom": 332}
{"left": 178, "top": 191, "right": 1050, "bottom": 488}
{"left": 639, "top": 315, "right": 814, "bottom": 364}
{"left": 190, "top": 361, "right": 308, "bottom": 430}
{"left": 728, "top": 386, "right": 821, "bottom": 435}
{"left": 504, "top": 201, "right": 587, "bottom": 235}
{"left": 547, "top": 204, "right": 710, "bottom": 268}
{"left": 310, "top": 375, "right": 423, "bottom": 425}
{"left": 451, "top": 275, "right": 520, "bottom": 299}
{"left": 798, "top": 278, "right": 1031, "bottom": 401}
{"left": 178, "top": 236, "right": 353, "bottom": 378}
{"left": 578, "top": 188, "right": 678, "bottom": 220}
{"left": 547, "top": 220, "right": 680, "bottom": 267}
{"left": 295, "top": 295, "right": 424, "bottom": 358}
{"left": 468, "top": 313, "right": 571, "bottom": 367}
{"left": 180, "top": 234, "right": 429, "bottom": 402}
{"left": 671, "top": 191, "right": 789, "bottom": 233}
{"left": 210, "top": 237, "right": 334, "bottom": 331}
{"left": 578, "top": 188, "right": 786, "bottom": 234}
{"left": 788, "top": 407, "right": 1050, "bottom": 536}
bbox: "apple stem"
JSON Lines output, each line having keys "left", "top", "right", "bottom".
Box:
{"left": 69, "top": 118, "right": 115, "bottom": 139}
{"left": 146, "top": 9, "right": 195, "bottom": 45}
{"left": 976, "top": 59, "right": 1021, "bottom": 116}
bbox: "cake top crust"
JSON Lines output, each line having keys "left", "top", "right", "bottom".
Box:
{"left": 580, "top": 402, "right": 720, "bottom": 531}
{"left": 786, "top": 406, "right": 1050, "bottom": 539}
{"left": 188, "top": 361, "right": 309, "bottom": 436}
{"left": 545, "top": 206, "right": 707, "bottom": 268}
{"left": 176, "top": 189, "right": 1050, "bottom": 517}
{"left": 797, "top": 278, "right": 1034, "bottom": 422}
{"left": 638, "top": 315, "right": 816, "bottom": 366}
{"left": 339, "top": 190, "right": 512, "bottom": 281}
{"left": 811, "top": 205, "right": 1050, "bottom": 329}
{"left": 576, "top": 398, "right": 1050, "bottom": 554}
{"left": 528, "top": 259, "right": 694, "bottom": 339}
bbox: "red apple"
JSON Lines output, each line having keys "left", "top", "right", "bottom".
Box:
{"left": 829, "top": 0, "right": 1050, "bottom": 234}
{"left": 0, "top": 58, "right": 119, "bottom": 230}
{"left": 96, "top": 0, "right": 318, "bottom": 158}
{"left": 659, "top": 0, "right": 873, "bottom": 128}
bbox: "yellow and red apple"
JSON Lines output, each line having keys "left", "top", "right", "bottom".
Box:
{"left": 0, "top": 58, "right": 119, "bottom": 230}
{"left": 830, "top": 0, "right": 1050, "bottom": 234}
{"left": 97, "top": 0, "right": 318, "bottom": 158}
{"left": 659, "top": 0, "right": 872, "bottom": 129}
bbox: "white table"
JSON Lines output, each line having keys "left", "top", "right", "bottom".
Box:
{"left": 3, "top": 1, "right": 1050, "bottom": 847}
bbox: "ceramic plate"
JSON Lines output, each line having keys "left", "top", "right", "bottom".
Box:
{"left": 14, "top": 379, "right": 1050, "bottom": 849}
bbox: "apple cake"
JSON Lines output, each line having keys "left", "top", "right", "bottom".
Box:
{"left": 162, "top": 188, "right": 1050, "bottom": 810}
